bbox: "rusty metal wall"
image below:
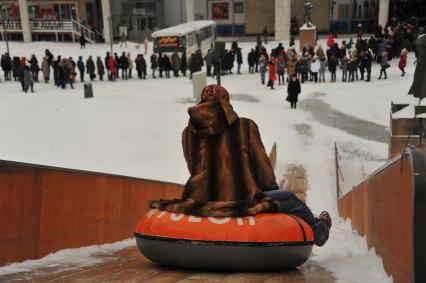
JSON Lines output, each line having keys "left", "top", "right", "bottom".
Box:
{"left": 0, "top": 160, "right": 183, "bottom": 266}
{"left": 338, "top": 151, "right": 416, "bottom": 283}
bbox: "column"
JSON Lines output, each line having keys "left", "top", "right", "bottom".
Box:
{"left": 378, "top": 0, "right": 389, "bottom": 28}
{"left": 102, "top": 0, "right": 112, "bottom": 44}
{"left": 18, "top": 0, "right": 31, "bottom": 42}
{"left": 186, "top": 0, "right": 194, "bottom": 22}
{"left": 275, "top": 0, "right": 291, "bottom": 42}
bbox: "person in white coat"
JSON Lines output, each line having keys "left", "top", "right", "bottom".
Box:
{"left": 310, "top": 55, "right": 321, "bottom": 83}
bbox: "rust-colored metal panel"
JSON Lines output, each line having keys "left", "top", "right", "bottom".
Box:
{"left": 0, "top": 160, "right": 183, "bottom": 266}
{"left": 338, "top": 149, "right": 416, "bottom": 283}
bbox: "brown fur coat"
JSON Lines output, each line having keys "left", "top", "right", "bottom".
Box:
{"left": 151, "top": 86, "right": 279, "bottom": 216}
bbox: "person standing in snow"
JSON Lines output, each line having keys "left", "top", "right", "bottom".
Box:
{"left": 236, "top": 48, "right": 243, "bottom": 75}
{"left": 41, "top": 56, "right": 50, "bottom": 83}
{"left": 120, "top": 31, "right": 127, "bottom": 48}
{"left": 310, "top": 55, "right": 320, "bottom": 83}
{"left": 96, "top": 56, "right": 105, "bottom": 81}
{"left": 108, "top": 55, "right": 118, "bottom": 82}
{"left": 204, "top": 49, "right": 213, "bottom": 76}
{"left": 135, "top": 54, "right": 147, "bottom": 79}
{"left": 119, "top": 52, "right": 129, "bottom": 80}
{"left": 259, "top": 54, "right": 267, "bottom": 85}
{"left": 171, "top": 51, "right": 181, "bottom": 77}
{"left": 77, "top": 56, "right": 85, "bottom": 82}
{"left": 80, "top": 32, "right": 86, "bottom": 49}
{"left": 267, "top": 58, "right": 277, "bottom": 90}
{"left": 286, "top": 73, "right": 301, "bottom": 109}
{"left": 105, "top": 52, "right": 111, "bottom": 80}
{"left": 29, "top": 54, "right": 40, "bottom": 83}
{"left": 86, "top": 56, "right": 96, "bottom": 81}
{"left": 127, "top": 52, "right": 133, "bottom": 79}
{"left": 398, "top": 48, "right": 408, "bottom": 76}
{"left": 163, "top": 54, "right": 172, "bottom": 78}
{"left": 328, "top": 55, "right": 338, "bottom": 82}
{"left": 23, "top": 66, "right": 34, "bottom": 93}
{"left": 180, "top": 53, "right": 188, "bottom": 77}
{"left": 276, "top": 54, "right": 286, "bottom": 85}
{"left": 248, "top": 48, "right": 255, "bottom": 74}
{"left": 378, "top": 51, "right": 389, "bottom": 80}
{"left": 150, "top": 53, "right": 158, "bottom": 78}
{"left": 362, "top": 50, "right": 373, "bottom": 82}
{"left": 262, "top": 26, "right": 268, "bottom": 44}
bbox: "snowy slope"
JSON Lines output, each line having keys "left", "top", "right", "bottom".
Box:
{"left": 0, "top": 37, "right": 411, "bottom": 282}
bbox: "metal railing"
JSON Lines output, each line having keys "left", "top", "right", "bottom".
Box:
{"left": 0, "top": 19, "right": 96, "bottom": 43}
{"left": 72, "top": 19, "right": 95, "bottom": 43}
{"left": 334, "top": 142, "right": 344, "bottom": 198}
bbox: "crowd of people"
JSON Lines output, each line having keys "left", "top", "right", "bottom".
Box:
{"left": 0, "top": 20, "right": 421, "bottom": 107}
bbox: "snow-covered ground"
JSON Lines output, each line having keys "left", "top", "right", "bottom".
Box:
{"left": 0, "top": 37, "right": 414, "bottom": 282}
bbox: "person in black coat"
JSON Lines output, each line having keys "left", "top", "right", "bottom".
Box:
{"left": 189, "top": 53, "right": 196, "bottom": 79}
{"left": 80, "top": 33, "right": 86, "bottom": 49}
{"left": 119, "top": 52, "right": 129, "bottom": 80}
{"left": 105, "top": 52, "right": 111, "bottom": 80}
{"left": 248, "top": 48, "right": 255, "bottom": 73}
{"left": 158, "top": 52, "right": 164, "bottom": 78}
{"left": 77, "top": 56, "right": 85, "bottom": 82}
{"left": 328, "top": 55, "right": 338, "bottom": 82}
{"left": 12, "top": 57, "right": 21, "bottom": 81}
{"left": 150, "top": 54, "right": 158, "bottom": 78}
{"left": 362, "top": 50, "right": 373, "bottom": 82}
{"left": 286, "top": 73, "right": 301, "bottom": 109}
{"left": 29, "top": 55, "right": 40, "bottom": 82}
{"left": 236, "top": 48, "right": 243, "bottom": 74}
{"left": 254, "top": 45, "right": 261, "bottom": 72}
{"left": 180, "top": 53, "right": 187, "bottom": 76}
{"left": 1, "top": 53, "right": 12, "bottom": 81}
{"left": 52, "top": 56, "right": 61, "bottom": 86}
{"left": 135, "top": 54, "right": 147, "bottom": 79}
{"left": 163, "top": 54, "right": 172, "bottom": 78}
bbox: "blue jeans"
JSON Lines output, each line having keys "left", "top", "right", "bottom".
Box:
{"left": 265, "top": 190, "right": 329, "bottom": 246}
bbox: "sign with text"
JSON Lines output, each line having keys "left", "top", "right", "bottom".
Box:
{"left": 157, "top": 36, "right": 178, "bottom": 47}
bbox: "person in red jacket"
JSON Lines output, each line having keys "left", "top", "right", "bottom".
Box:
{"left": 20, "top": 57, "right": 27, "bottom": 68}
{"left": 267, "top": 58, "right": 277, "bottom": 90}
{"left": 326, "top": 33, "right": 335, "bottom": 48}
{"left": 398, "top": 48, "right": 408, "bottom": 76}
{"left": 108, "top": 56, "right": 118, "bottom": 81}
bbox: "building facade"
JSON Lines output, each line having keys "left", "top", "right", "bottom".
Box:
{"left": 0, "top": 0, "right": 396, "bottom": 43}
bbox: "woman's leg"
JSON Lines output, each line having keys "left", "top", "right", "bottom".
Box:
{"left": 265, "top": 190, "right": 330, "bottom": 246}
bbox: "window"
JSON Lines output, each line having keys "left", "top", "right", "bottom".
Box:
{"left": 201, "top": 27, "right": 213, "bottom": 40}
{"left": 234, "top": 2, "right": 244, "bottom": 14}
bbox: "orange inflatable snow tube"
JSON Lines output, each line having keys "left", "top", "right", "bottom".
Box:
{"left": 135, "top": 209, "right": 314, "bottom": 271}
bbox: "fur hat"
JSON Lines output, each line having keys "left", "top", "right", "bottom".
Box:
{"left": 200, "top": 84, "right": 230, "bottom": 103}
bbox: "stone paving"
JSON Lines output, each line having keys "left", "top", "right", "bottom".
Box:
{"left": 300, "top": 97, "right": 388, "bottom": 144}
{"left": 1, "top": 246, "right": 336, "bottom": 283}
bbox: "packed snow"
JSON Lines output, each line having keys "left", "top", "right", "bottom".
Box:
{"left": 0, "top": 36, "right": 414, "bottom": 282}
{"left": 0, "top": 239, "right": 134, "bottom": 276}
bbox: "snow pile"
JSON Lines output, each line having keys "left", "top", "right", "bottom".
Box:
{"left": 392, "top": 104, "right": 414, "bottom": 119}
{"left": 313, "top": 219, "right": 393, "bottom": 283}
{"left": 0, "top": 239, "right": 134, "bottom": 276}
